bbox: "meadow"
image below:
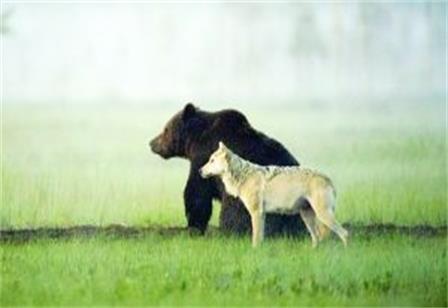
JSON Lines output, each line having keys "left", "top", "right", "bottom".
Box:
{"left": 1, "top": 102, "right": 447, "bottom": 306}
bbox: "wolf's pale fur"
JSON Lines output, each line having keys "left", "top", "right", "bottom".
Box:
{"left": 200, "top": 142, "right": 348, "bottom": 248}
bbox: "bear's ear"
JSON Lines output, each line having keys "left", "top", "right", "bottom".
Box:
{"left": 182, "top": 103, "right": 196, "bottom": 120}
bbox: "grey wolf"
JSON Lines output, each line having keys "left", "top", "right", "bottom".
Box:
{"left": 200, "top": 142, "right": 348, "bottom": 247}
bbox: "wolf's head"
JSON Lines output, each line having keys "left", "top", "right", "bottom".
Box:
{"left": 200, "top": 142, "right": 231, "bottom": 178}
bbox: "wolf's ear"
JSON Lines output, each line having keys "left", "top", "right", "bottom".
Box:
{"left": 182, "top": 103, "right": 196, "bottom": 120}
{"left": 219, "top": 141, "right": 227, "bottom": 150}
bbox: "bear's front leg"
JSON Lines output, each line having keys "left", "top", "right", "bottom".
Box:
{"left": 184, "top": 170, "right": 214, "bottom": 234}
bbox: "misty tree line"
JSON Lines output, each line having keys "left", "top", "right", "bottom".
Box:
{"left": 2, "top": 3, "right": 445, "bottom": 103}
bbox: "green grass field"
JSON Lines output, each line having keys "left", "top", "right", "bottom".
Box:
{"left": 1, "top": 102, "right": 447, "bottom": 306}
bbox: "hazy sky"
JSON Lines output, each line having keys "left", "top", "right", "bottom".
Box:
{"left": 3, "top": 2, "right": 446, "bottom": 105}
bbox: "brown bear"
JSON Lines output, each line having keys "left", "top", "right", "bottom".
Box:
{"left": 150, "top": 103, "right": 306, "bottom": 236}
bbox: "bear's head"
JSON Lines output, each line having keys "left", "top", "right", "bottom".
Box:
{"left": 150, "top": 103, "right": 203, "bottom": 159}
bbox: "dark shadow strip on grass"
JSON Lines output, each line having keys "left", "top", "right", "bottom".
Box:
{"left": 0, "top": 224, "right": 203, "bottom": 244}
{"left": 344, "top": 223, "right": 447, "bottom": 238}
{"left": 0, "top": 223, "right": 446, "bottom": 244}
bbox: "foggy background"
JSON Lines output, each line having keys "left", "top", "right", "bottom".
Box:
{"left": 3, "top": 2, "right": 445, "bottom": 107}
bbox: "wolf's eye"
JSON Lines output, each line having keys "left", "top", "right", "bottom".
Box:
{"left": 210, "top": 158, "right": 214, "bottom": 163}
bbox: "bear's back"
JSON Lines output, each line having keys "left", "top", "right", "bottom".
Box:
{"left": 199, "top": 109, "right": 299, "bottom": 167}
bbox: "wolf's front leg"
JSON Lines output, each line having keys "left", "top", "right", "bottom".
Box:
{"left": 250, "top": 208, "right": 265, "bottom": 247}
{"left": 242, "top": 177, "right": 265, "bottom": 247}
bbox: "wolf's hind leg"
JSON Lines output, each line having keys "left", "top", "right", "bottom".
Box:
{"left": 310, "top": 195, "right": 348, "bottom": 247}
{"left": 315, "top": 211, "right": 348, "bottom": 247}
{"left": 298, "top": 207, "right": 319, "bottom": 248}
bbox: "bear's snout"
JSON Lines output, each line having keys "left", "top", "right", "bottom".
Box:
{"left": 149, "top": 136, "right": 162, "bottom": 154}
{"left": 150, "top": 136, "right": 175, "bottom": 159}
{"left": 149, "top": 138, "right": 157, "bottom": 150}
